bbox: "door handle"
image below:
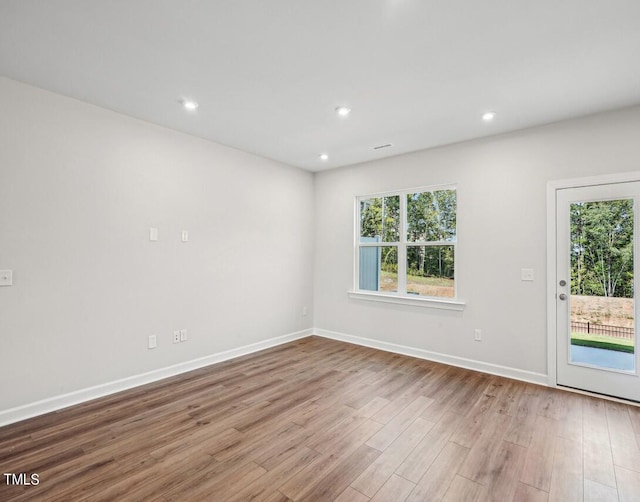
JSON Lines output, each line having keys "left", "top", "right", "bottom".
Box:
{"left": 558, "top": 293, "right": 567, "bottom": 300}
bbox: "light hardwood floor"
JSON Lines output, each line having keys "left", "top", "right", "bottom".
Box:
{"left": 1, "top": 336, "right": 640, "bottom": 501}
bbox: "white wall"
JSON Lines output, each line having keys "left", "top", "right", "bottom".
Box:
{"left": 3, "top": 75, "right": 640, "bottom": 419}
{"left": 314, "top": 106, "right": 640, "bottom": 378}
{"left": 0, "top": 78, "right": 314, "bottom": 412}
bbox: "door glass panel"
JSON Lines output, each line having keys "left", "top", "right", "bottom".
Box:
{"left": 569, "top": 199, "right": 635, "bottom": 371}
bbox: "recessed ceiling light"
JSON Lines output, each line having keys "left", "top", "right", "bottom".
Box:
{"left": 182, "top": 99, "right": 199, "bottom": 111}
{"left": 482, "top": 111, "right": 496, "bottom": 122}
{"left": 335, "top": 106, "right": 351, "bottom": 118}
{"left": 319, "top": 153, "right": 329, "bottom": 161}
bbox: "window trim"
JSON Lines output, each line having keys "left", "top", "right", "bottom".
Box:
{"left": 347, "top": 290, "right": 466, "bottom": 311}
{"left": 352, "top": 184, "right": 465, "bottom": 310}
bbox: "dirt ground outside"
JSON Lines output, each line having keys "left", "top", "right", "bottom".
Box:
{"left": 571, "top": 295, "right": 634, "bottom": 329}
{"left": 380, "top": 271, "right": 455, "bottom": 297}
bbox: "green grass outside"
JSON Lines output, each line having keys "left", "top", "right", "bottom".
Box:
{"left": 406, "top": 274, "right": 454, "bottom": 287}
{"left": 381, "top": 270, "right": 453, "bottom": 287}
{"left": 571, "top": 332, "right": 635, "bottom": 353}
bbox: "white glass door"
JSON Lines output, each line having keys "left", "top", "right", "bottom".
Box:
{"left": 556, "top": 182, "right": 640, "bottom": 401}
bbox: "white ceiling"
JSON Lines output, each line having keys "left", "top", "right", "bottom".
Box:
{"left": 1, "top": 1, "right": 639, "bottom": 172}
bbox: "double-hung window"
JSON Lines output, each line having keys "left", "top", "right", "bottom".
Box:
{"left": 354, "top": 185, "right": 461, "bottom": 308}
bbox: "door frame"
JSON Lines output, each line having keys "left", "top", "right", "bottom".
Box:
{"left": 546, "top": 170, "right": 640, "bottom": 388}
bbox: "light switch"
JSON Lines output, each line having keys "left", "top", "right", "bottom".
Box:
{"left": 521, "top": 268, "right": 534, "bottom": 281}
{"left": 149, "top": 227, "right": 158, "bottom": 241}
{"left": 181, "top": 230, "right": 189, "bottom": 242}
{"left": 0, "top": 270, "right": 13, "bottom": 286}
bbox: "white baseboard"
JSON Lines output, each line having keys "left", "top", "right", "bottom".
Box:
{"left": 0, "top": 328, "right": 313, "bottom": 427}
{"left": 0, "top": 326, "right": 549, "bottom": 427}
{"left": 314, "top": 328, "right": 548, "bottom": 386}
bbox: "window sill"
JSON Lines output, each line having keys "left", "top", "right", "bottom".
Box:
{"left": 347, "top": 291, "right": 466, "bottom": 311}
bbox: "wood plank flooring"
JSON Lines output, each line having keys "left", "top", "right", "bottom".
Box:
{"left": 1, "top": 336, "right": 640, "bottom": 501}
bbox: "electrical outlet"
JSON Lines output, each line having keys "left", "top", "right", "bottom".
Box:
{"left": 474, "top": 329, "right": 482, "bottom": 341}
{"left": 173, "top": 331, "right": 180, "bottom": 344}
{"left": 180, "top": 329, "right": 188, "bottom": 342}
{"left": 148, "top": 335, "right": 157, "bottom": 349}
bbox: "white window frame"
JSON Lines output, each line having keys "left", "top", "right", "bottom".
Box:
{"left": 349, "top": 184, "right": 465, "bottom": 311}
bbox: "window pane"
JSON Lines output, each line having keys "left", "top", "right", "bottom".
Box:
{"left": 407, "top": 245, "right": 455, "bottom": 297}
{"left": 359, "top": 246, "right": 398, "bottom": 292}
{"left": 407, "top": 189, "right": 456, "bottom": 242}
{"left": 360, "top": 196, "right": 400, "bottom": 242}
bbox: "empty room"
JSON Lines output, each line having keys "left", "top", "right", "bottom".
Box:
{"left": 2, "top": 1, "right": 640, "bottom": 501}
